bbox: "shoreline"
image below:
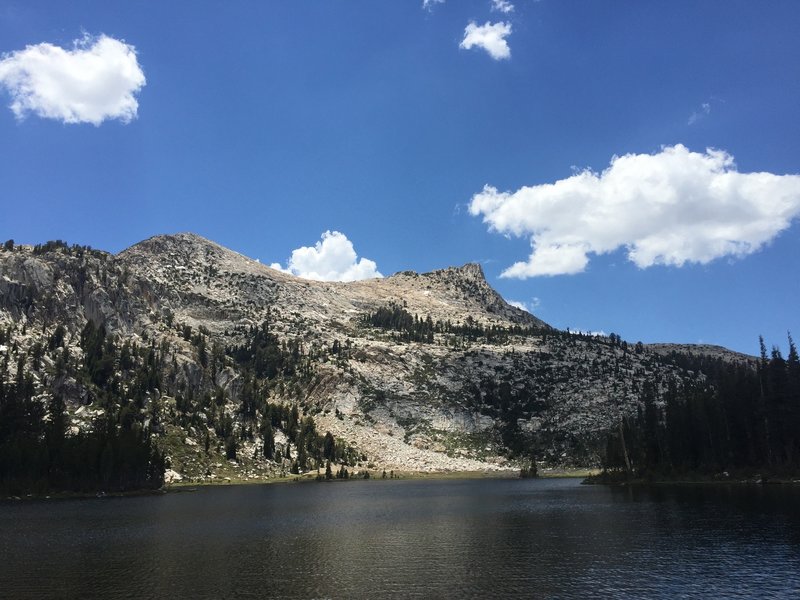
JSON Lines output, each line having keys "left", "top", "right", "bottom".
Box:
{"left": 3, "top": 467, "right": 601, "bottom": 501}
{"left": 582, "top": 470, "right": 800, "bottom": 486}
{"left": 1, "top": 487, "right": 167, "bottom": 503}
{"left": 166, "top": 466, "right": 600, "bottom": 488}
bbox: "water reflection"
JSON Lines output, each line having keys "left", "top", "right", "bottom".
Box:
{"left": 1, "top": 479, "right": 799, "bottom": 598}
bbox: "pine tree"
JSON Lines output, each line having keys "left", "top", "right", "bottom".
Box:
{"left": 262, "top": 419, "right": 275, "bottom": 459}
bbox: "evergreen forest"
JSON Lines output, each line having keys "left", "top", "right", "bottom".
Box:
{"left": 602, "top": 335, "right": 800, "bottom": 479}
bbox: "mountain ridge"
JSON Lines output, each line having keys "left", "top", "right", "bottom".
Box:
{"left": 0, "top": 233, "right": 755, "bottom": 482}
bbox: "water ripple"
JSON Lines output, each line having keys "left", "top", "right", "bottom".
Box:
{"left": 2, "top": 479, "right": 799, "bottom": 598}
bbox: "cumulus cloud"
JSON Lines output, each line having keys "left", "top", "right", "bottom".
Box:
{"left": 491, "top": 0, "right": 515, "bottom": 14}
{"left": 469, "top": 144, "right": 800, "bottom": 278}
{"left": 0, "top": 34, "right": 145, "bottom": 125}
{"left": 270, "top": 231, "right": 382, "bottom": 282}
{"left": 459, "top": 21, "right": 512, "bottom": 60}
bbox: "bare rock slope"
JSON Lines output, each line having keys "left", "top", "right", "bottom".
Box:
{"left": 0, "top": 233, "right": 752, "bottom": 478}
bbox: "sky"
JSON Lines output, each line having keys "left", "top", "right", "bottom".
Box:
{"left": 1, "top": 1, "right": 799, "bottom": 356}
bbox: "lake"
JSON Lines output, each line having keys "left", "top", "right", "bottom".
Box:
{"left": 1, "top": 477, "right": 799, "bottom": 598}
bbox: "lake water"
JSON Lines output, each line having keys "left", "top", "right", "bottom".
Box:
{"left": 2, "top": 477, "right": 800, "bottom": 598}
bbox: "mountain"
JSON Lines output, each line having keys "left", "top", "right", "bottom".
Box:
{"left": 0, "top": 234, "right": 757, "bottom": 485}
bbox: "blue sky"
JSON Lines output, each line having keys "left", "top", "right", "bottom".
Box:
{"left": 1, "top": 1, "right": 799, "bottom": 355}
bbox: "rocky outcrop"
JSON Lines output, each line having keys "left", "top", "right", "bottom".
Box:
{"left": 0, "top": 234, "right": 753, "bottom": 475}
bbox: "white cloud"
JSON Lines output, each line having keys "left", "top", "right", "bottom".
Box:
{"left": 268, "top": 262, "right": 291, "bottom": 274}
{"left": 459, "top": 21, "right": 512, "bottom": 60}
{"left": 0, "top": 34, "right": 145, "bottom": 125}
{"left": 507, "top": 297, "right": 541, "bottom": 313}
{"left": 507, "top": 300, "right": 528, "bottom": 311}
{"left": 270, "top": 231, "right": 382, "bottom": 282}
{"left": 423, "top": 0, "right": 445, "bottom": 10}
{"left": 469, "top": 144, "right": 800, "bottom": 278}
{"left": 688, "top": 101, "right": 711, "bottom": 125}
{"left": 571, "top": 329, "right": 608, "bottom": 338}
{"left": 491, "top": 0, "right": 515, "bottom": 14}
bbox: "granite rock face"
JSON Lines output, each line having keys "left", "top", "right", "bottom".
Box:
{"left": 0, "top": 234, "right": 753, "bottom": 475}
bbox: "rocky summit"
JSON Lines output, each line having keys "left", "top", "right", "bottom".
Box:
{"left": 0, "top": 234, "right": 752, "bottom": 481}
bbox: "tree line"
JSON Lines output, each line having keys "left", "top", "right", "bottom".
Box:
{"left": 223, "top": 318, "right": 361, "bottom": 473}
{"left": 0, "top": 321, "right": 164, "bottom": 495}
{"left": 364, "top": 302, "right": 547, "bottom": 345}
{"left": 603, "top": 335, "right": 800, "bottom": 477}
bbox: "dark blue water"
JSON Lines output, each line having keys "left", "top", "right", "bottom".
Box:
{"left": 1, "top": 478, "right": 799, "bottom": 598}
